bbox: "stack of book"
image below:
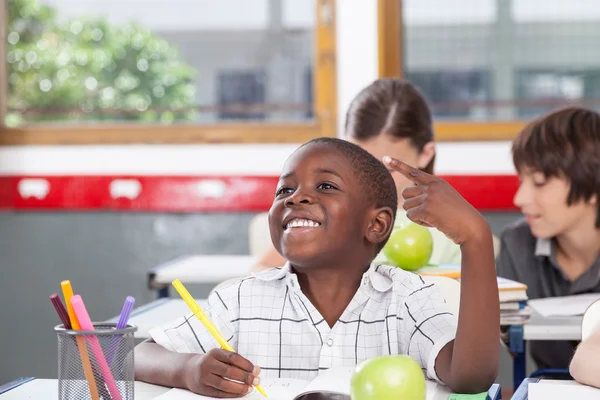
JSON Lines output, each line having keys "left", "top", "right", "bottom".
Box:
{"left": 417, "top": 264, "right": 531, "bottom": 325}
{"left": 497, "top": 277, "right": 531, "bottom": 325}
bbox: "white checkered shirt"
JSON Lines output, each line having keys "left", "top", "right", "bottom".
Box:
{"left": 149, "top": 263, "right": 457, "bottom": 383}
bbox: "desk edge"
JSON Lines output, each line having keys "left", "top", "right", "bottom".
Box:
{"left": 0, "top": 377, "right": 35, "bottom": 394}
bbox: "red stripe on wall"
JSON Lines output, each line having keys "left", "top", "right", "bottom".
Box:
{"left": 0, "top": 175, "right": 519, "bottom": 212}
{"left": 443, "top": 175, "right": 519, "bottom": 211}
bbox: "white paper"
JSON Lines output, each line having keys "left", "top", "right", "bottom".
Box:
{"left": 528, "top": 380, "right": 600, "bottom": 400}
{"left": 299, "top": 367, "right": 353, "bottom": 396}
{"left": 261, "top": 379, "right": 312, "bottom": 400}
{"left": 287, "top": 368, "right": 451, "bottom": 400}
{"left": 153, "top": 379, "right": 309, "bottom": 400}
{"left": 153, "top": 374, "right": 452, "bottom": 400}
{"left": 529, "top": 293, "right": 600, "bottom": 317}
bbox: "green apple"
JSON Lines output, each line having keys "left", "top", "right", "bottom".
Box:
{"left": 382, "top": 221, "right": 433, "bottom": 271}
{"left": 350, "top": 355, "right": 427, "bottom": 400}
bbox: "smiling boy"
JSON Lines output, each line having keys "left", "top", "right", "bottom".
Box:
{"left": 497, "top": 106, "right": 600, "bottom": 370}
{"left": 135, "top": 138, "right": 499, "bottom": 396}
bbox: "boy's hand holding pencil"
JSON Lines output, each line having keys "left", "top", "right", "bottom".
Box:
{"left": 172, "top": 279, "right": 266, "bottom": 398}
{"left": 183, "top": 348, "right": 262, "bottom": 398}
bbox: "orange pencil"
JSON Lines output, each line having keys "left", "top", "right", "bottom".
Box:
{"left": 61, "top": 280, "right": 101, "bottom": 400}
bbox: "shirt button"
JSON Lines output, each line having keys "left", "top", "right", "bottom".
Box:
{"left": 326, "top": 337, "right": 334, "bottom": 347}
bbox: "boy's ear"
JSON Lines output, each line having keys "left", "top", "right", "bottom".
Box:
{"left": 365, "top": 207, "right": 395, "bottom": 246}
{"left": 417, "top": 141, "right": 435, "bottom": 170}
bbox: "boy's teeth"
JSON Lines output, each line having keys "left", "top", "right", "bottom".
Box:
{"left": 287, "top": 218, "right": 320, "bottom": 228}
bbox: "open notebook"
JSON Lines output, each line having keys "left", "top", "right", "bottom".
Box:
{"left": 153, "top": 367, "right": 453, "bottom": 400}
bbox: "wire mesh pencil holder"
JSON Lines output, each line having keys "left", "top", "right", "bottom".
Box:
{"left": 55, "top": 323, "right": 137, "bottom": 400}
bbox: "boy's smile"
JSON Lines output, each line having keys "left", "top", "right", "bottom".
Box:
{"left": 283, "top": 213, "right": 322, "bottom": 233}
{"left": 283, "top": 217, "right": 321, "bottom": 236}
{"left": 269, "top": 142, "right": 370, "bottom": 268}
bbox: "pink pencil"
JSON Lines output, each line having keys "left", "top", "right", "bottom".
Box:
{"left": 70, "top": 295, "right": 123, "bottom": 400}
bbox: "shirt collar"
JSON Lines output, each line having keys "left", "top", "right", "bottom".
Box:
{"left": 534, "top": 237, "right": 552, "bottom": 257}
{"left": 253, "top": 263, "right": 291, "bottom": 282}
{"left": 252, "top": 262, "right": 393, "bottom": 293}
{"left": 534, "top": 237, "right": 564, "bottom": 274}
{"left": 365, "top": 264, "right": 394, "bottom": 292}
{"left": 533, "top": 237, "right": 600, "bottom": 291}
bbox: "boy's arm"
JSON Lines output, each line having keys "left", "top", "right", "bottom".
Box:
{"left": 435, "top": 222, "right": 500, "bottom": 394}
{"left": 134, "top": 288, "right": 261, "bottom": 396}
{"left": 570, "top": 330, "right": 600, "bottom": 388}
{"left": 384, "top": 157, "right": 500, "bottom": 394}
{"left": 135, "top": 340, "right": 259, "bottom": 396}
{"left": 135, "top": 340, "right": 195, "bottom": 389}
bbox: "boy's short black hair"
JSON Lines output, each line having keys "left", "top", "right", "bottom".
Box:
{"left": 512, "top": 106, "right": 600, "bottom": 227}
{"left": 301, "top": 137, "right": 398, "bottom": 252}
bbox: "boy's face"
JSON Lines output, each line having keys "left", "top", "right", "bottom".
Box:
{"left": 514, "top": 168, "right": 597, "bottom": 238}
{"left": 268, "top": 143, "right": 371, "bottom": 268}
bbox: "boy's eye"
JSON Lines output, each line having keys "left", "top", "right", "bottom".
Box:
{"left": 531, "top": 173, "right": 547, "bottom": 187}
{"left": 317, "top": 183, "right": 337, "bottom": 190}
{"left": 518, "top": 172, "right": 547, "bottom": 187}
{"left": 276, "top": 187, "right": 294, "bottom": 196}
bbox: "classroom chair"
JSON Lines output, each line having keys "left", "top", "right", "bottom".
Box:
{"left": 249, "top": 212, "right": 273, "bottom": 257}
{"left": 422, "top": 276, "right": 460, "bottom": 317}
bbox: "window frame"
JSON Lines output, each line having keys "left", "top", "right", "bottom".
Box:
{"left": 379, "top": 0, "right": 526, "bottom": 141}
{"left": 0, "top": 0, "right": 337, "bottom": 145}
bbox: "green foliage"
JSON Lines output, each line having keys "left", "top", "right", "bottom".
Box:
{"left": 6, "top": 0, "right": 197, "bottom": 126}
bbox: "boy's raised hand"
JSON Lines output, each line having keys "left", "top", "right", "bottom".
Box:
{"left": 184, "top": 348, "right": 261, "bottom": 398}
{"left": 383, "top": 156, "right": 489, "bottom": 245}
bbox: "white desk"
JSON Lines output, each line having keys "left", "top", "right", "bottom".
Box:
{"left": 148, "top": 255, "right": 256, "bottom": 297}
{"left": 513, "top": 378, "right": 600, "bottom": 400}
{"left": 523, "top": 311, "right": 581, "bottom": 341}
{"left": 0, "top": 379, "right": 170, "bottom": 399}
{"left": 505, "top": 310, "right": 582, "bottom": 391}
{"left": 2, "top": 377, "right": 502, "bottom": 400}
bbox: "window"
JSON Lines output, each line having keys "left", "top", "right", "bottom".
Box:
{"left": 517, "top": 70, "right": 583, "bottom": 119}
{"left": 385, "top": 0, "right": 600, "bottom": 139}
{"left": 0, "top": 0, "right": 336, "bottom": 144}
{"left": 406, "top": 70, "right": 491, "bottom": 119}
{"left": 217, "top": 70, "right": 266, "bottom": 121}
{"left": 303, "top": 66, "right": 314, "bottom": 119}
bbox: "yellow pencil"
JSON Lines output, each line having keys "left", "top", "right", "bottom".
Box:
{"left": 172, "top": 279, "right": 267, "bottom": 398}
